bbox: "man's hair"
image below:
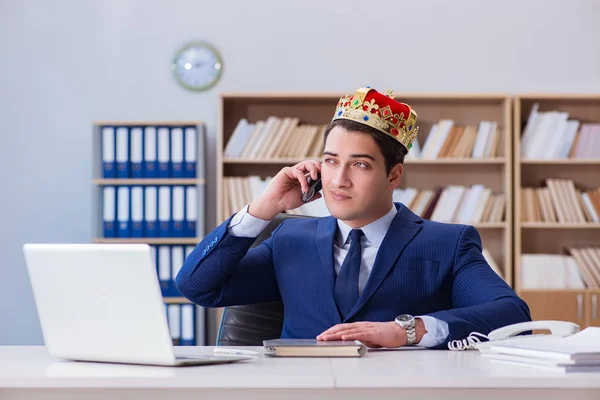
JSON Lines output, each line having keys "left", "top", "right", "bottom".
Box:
{"left": 323, "top": 119, "right": 408, "bottom": 174}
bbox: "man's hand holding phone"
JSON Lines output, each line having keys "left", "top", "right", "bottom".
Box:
{"left": 247, "top": 160, "right": 322, "bottom": 220}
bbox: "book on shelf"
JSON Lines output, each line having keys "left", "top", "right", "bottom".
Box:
{"left": 520, "top": 103, "right": 600, "bottom": 159}
{"left": 223, "top": 178, "right": 504, "bottom": 225}
{"left": 224, "top": 117, "right": 326, "bottom": 159}
{"left": 520, "top": 247, "right": 600, "bottom": 289}
{"left": 418, "top": 119, "right": 502, "bottom": 159}
{"left": 395, "top": 185, "right": 505, "bottom": 224}
{"left": 520, "top": 179, "right": 600, "bottom": 223}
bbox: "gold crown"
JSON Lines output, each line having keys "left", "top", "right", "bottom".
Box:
{"left": 332, "top": 87, "right": 419, "bottom": 150}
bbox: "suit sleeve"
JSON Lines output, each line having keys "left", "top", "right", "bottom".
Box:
{"left": 175, "top": 215, "right": 284, "bottom": 308}
{"left": 425, "top": 225, "right": 532, "bottom": 349}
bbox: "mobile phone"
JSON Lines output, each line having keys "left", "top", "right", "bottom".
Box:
{"left": 302, "top": 173, "right": 322, "bottom": 202}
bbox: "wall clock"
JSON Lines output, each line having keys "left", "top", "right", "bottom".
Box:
{"left": 171, "top": 41, "right": 223, "bottom": 91}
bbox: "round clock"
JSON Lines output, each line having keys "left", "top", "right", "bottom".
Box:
{"left": 171, "top": 41, "right": 223, "bottom": 91}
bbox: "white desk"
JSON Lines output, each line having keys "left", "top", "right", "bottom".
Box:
{"left": 1, "top": 346, "right": 599, "bottom": 400}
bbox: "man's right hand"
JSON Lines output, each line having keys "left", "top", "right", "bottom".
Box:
{"left": 247, "top": 160, "right": 322, "bottom": 220}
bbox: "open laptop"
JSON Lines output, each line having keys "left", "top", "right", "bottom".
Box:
{"left": 23, "top": 243, "right": 251, "bottom": 367}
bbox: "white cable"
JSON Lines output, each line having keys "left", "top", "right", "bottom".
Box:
{"left": 447, "top": 332, "right": 489, "bottom": 351}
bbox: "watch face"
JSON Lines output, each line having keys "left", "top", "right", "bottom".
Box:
{"left": 171, "top": 42, "right": 222, "bottom": 91}
{"left": 397, "top": 314, "right": 413, "bottom": 322}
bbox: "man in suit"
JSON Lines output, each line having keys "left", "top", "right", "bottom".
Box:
{"left": 176, "top": 87, "right": 531, "bottom": 349}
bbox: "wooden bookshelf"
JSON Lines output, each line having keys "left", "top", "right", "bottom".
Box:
{"left": 214, "top": 92, "right": 514, "bottom": 344}
{"left": 513, "top": 95, "right": 600, "bottom": 329}
{"left": 91, "top": 121, "right": 206, "bottom": 345}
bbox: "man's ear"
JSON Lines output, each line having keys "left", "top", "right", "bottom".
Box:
{"left": 388, "top": 163, "right": 403, "bottom": 190}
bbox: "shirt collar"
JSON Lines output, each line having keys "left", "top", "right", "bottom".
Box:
{"left": 336, "top": 205, "right": 397, "bottom": 247}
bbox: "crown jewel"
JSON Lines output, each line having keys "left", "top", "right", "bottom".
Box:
{"left": 332, "top": 87, "right": 419, "bottom": 150}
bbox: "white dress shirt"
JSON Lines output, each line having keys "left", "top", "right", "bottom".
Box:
{"left": 227, "top": 204, "right": 449, "bottom": 348}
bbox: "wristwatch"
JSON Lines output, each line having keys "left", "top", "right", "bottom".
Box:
{"left": 394, "top": 314, "right": 416, "bottom": 345}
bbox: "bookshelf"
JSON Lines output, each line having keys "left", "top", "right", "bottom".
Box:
{"left": 91, "top": 121, "right": 207, "bottom": 345}
{"left": 214, "top": 92, "right": 514, "bottom": 344}
{"left": 513, "top": 95, "right": 600, "bottom": 329}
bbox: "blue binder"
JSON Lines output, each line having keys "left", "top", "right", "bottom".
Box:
{"left": 130, "top": 127, "right": 143, "bottom": 179}
{"left": 117, "top": 186, "right": 131, "bottom": 237}
{"left": 158, "top": 186, "right": 172, "bottom": 237}
{"left": 157, "top": 127, "right": 170, "bottom": 178}
{"left": 116, "top": 127, "right": 130, "bottom": 178}
{"left": 185, "top": 186, "right": 197, "bottom": 238}
{"left": 103, "top": 186, "right": 116, "bottom": 237}
{"left": 172, "top": 186, "right": 185, "bottom": 237}
{"left": 130, "top": 186, "right": 143, "bottom": 238}
{"left": 144, "top": 127, "right": 157, "bottom": 178}
{"left": 102, "top": 127, "right": 116, "bottom": 178}
{"left": 157, "top": 246, "right": 172, "bottom": 297}
{"left": 180, "top": 304, "right": 196, "bottom": 346}
{"left": 170, "top": 128, "right": 184, "bottom": 178}
{"left": 184, "top": 127, "right": 197, "bottom": 178}
{"left": 144, "top": 186, "right": 158, "bottom": 237}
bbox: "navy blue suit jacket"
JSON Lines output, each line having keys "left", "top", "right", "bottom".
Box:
{"left": 176, "top": 203, "right": 531, "bottom": 348}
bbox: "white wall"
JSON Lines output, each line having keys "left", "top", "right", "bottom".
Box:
{"left": 0, "top": 0, "right": 598, "bottom": 345}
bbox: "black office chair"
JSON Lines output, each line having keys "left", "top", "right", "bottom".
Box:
{"left": 216, "top": 213, "right": 314, "bottom": 346}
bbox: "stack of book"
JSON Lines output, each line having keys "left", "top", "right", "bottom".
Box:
{"left": 521, "top": 180, "right": 600, "bottom": 223}
{"left": 521, "top": 104, "right": 600, "bottom": 159}
{"left": 481, "top": 327, "right": 600, "bottom": 373}
{"left": 521, "top": 247, "right": 600, "bottom": 289}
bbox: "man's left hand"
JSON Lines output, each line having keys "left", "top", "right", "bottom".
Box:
{"left": 316, "top": 321, "right": 406, "bottom": 348}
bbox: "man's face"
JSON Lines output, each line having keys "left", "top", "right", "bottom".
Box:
{"left": 321, "top": 126, "right": 402, "bottom": 227}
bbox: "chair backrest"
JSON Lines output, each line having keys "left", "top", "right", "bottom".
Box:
{"left": 216, "top": 212, "right": 314, "bottom": 346}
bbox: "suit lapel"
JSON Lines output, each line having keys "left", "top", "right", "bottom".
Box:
{"left": 316, "top": 216, "right": 338, "bottom": 301}
{"left": 344, "top": 203, "right": 423, "bottom": 321}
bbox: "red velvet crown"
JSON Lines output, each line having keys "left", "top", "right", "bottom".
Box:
{"left": 332, "top": 87, "right": 419, "bottom": 150}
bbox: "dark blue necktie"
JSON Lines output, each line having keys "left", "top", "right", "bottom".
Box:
{"left": 334, "top": 229, "right": 363, "bottom": 320}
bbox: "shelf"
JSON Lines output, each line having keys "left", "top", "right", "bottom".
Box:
{"left": 223, "top": 158, "right": 506, "bottom": 165}
{"left": 517, "top": 289, "right": 598, "bottom": 294}
{"left": 163, "top": 297, "right": 191, "bottom": 304}
{"left": 93, "top": 238, "right": 200, "bottom": 245}
{"left": 521, "top": 223, "right": 600, "bottom": 229}
{"left": 93, "top": 179, "right": 205, "bottom": 185}
{"left": 94, "top": 121, "right": 203, "bottom": 126}
{"left": 521, "top": 159, "right": 600, "bottom": 165}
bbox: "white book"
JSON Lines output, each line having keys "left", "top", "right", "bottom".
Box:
{"left": 520, "top": 103, "right": 540, "bottom": 157}
{"left": 418, "top": 124, "right": 439, "bottom": 159}
{"left": 471, "top": 121, "right": 491, "bottom": 158}
{"left": 224, "top": 118, "right": 252, "bottom": 158}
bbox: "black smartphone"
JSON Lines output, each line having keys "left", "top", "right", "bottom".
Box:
{"left": 302, "top": 173, "right": 322, "bottom": 202}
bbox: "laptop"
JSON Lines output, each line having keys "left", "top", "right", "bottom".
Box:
{"left": 23, "top": 243, "right": 251, "bottom": 367}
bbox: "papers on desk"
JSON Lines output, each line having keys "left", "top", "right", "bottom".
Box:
{"left": 481, "top": 327, "right": 600, "bottom": 372}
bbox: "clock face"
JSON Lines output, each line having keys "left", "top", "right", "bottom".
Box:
{"left": 171, "top": 42, "right": 222, "bottom": 91}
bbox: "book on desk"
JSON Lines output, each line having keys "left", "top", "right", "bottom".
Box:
{"left": 263, "top": 339, "right": 367, "bottom": 357}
